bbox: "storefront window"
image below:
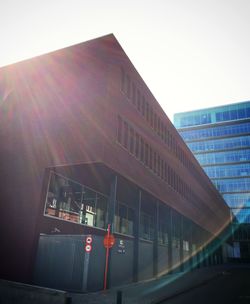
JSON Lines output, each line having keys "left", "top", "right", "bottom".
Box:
{"left": 140, "top": 212, "right": 154, "bottom": 241}
{"left": 158, "top": 221, "right": 168, "bottom": 245}
{"left": 115, "top": 201, "right": 135, "bottom": 236}
{"left": 45, "top": 172, "right": 108, "bottom": 229}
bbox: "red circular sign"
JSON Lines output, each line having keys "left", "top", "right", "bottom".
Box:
{"left": 85, "top": 244, "right": 92, "bottom": 253}
{"left": 86, "top": 236, "right": 93, "bottom": 244}
{"left": 103, "top": 234, "right": 115, "bottom": 248}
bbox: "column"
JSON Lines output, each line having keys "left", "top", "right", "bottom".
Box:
{"left": 133, "top": 189, "right": 141, "bottom": 282}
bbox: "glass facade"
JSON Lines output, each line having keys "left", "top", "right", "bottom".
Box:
{"left": 174, "top": 101, "right": 250, "bottom": 128}
{"left": 179, "top": 121, "right": 250, "bottom": 141}
{"left": 204, "top": 164, "right": 250, "bottom": 179}
{"left": 195, "top": 149, "right": 250, "bottom": 165}
{"left": 174, "top": 101, "right": 250, "bottom": 225}
{"left": 187, "top": 135, "right": 250, "bottom": 152}
{"left": 45, "top": 172, "right": 108, "bottom": 229}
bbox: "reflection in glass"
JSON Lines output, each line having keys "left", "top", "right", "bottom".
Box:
{"left": 45, "top": 172, "right": 108, "bottom": 228}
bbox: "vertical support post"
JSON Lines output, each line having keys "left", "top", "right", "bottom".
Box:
{"left": 117, "top": 290, "right": 123, "bottom": 304}
{"left": 108, "top": 175, "right": 118, "bottom": 233}
{"left": 133, "top": 189, "right": 141, "bottom": 282}
{"left": 104, "top": 224, "right": 111, "bottom": 290}
{"left": 105, "top": 175, "right": 117, "bottom": 289}
{"left": 153, "top": 201, "right": 159, "bottom": 277}
{"left": 180, "top": 216, "right": 184, "bottom": 272}
{"left": 167, "top": 208, "right": 173, "bottom": 274}
{"left": 189, "top": 222, "right": 193, "bottom": 270}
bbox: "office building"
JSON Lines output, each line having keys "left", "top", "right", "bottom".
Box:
{"left": 0, "top": 34, "right": 230, "bottom": 290}
{"left": 174, "top": 101, "right": 250, "bottom": 258}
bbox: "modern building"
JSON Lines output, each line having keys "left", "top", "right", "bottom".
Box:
{"left": 0, "top": 34, "right": 230, "bottom": 291}
{"left": 174, "top": 101, "right": 250, "bottom": 258}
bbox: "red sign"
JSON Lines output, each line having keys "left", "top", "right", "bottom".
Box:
{"left": 86, "top": 236, "right": 92, "bottom": 244}
{"left": 103, "top": 233, "right": 115, "bottom": 248}
{"left": 85, "top": 244, "right": 92, "bottom": 253}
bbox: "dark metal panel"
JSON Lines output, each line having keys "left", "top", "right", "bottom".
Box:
{"left": 138, "top": 241, "right": 154, "bottom": 281}
{"left": 158, "top": 245, "right": 169, "bottom": 276}
{"left": 109, "top": 238, "right": 134, "bottom": 287}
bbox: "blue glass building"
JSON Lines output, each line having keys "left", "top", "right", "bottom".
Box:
{"left": 174, "top": 101, "right": 250, "bottom": 257}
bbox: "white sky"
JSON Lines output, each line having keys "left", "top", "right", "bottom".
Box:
{"left": 1, "top": 0, "right": 250, "bottom": 121}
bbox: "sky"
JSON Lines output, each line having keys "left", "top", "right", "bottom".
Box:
{"left": 1, "top": 0, "right": 250, "bottom": 121}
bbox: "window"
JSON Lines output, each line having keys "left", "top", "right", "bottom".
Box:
{"left": 159, "top": 221, "right": 168, "bottom": 245}
{"left": 123, "top": 121, "right": 128, "bottom": 149}
{"left": 150, "top": 108, "right": 154, "bottom": 127}
{"left": 146, "top": 102, "right": 149, "bottom": 122}
{"left": 164, "top": 163, "right": 168, "bottom": 182}
{"left": 145, "top": 143, "right": 149, "bottom": 167}
{"left": 129, "top": 127, "right": 135, "bottom": 154}
{"left": 137, "top": 89, "right": 141, "bottom": 112}
{"left": 117, "top": 116, "right": 122, "bottom": 144}
{"left": 161, "top": 159, "right": 164, "bottom": 179}
{"left": 153, "top": 152, "right": 157, "bottom": 174}
{"left": 154, "top": 113, "right": 157, "bottom": 131}
{"left": 149, "top": 146, "right": 153, "bottom": 170}
{"left": 183, "top": 240, "right": 189, "bottom": 251}
{"left": 157, "top": 154, "right": 161, "bottom": 176}
{"left": 121, "top": 67, "right": 125, "bottom": 92}
{"left": 140, "top": 212, "right": 154, "bottom": 241}
{"left": 135, "top": 133, "right": 140, "bottom": 159}
{"left": 126, "top": 75, "right": 131, "bottom": 98}
{"left": 45, "top": 172, "right": 108, "bottom": 228}
{"left": 115, "top": 202, "right": 135, "bottom": 236}
{"left": 142, "top": 96, "right": 145, "bottom": 116}
{"left": 132, "top": 83, "right": 136, "bottom": 105}
{"left": 157, "top": 117, "right": 161, "bottom": 135}
{"left": 140, "top": 138, "right": 145, "bottom": 163}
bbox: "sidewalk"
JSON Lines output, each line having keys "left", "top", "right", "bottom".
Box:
{"left": 70, "top": 265, "right": 227, "bottom": 304}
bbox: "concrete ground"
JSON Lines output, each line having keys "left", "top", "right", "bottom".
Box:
{"left": 2, "top": 264, "right": 249, "bottom": 304}
{"left": 69, "top": 265, "right": 229, "bottom": 304}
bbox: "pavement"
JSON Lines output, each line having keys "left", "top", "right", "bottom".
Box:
{"left": 69, "top": 264, "right": 228, "bottom": 304}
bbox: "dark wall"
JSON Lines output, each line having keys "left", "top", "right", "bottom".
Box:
{"left": 0, "top": 34, "right": 230, "bottom": 284}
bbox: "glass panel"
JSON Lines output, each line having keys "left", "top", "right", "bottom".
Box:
{"left": 158, "top": 220, "right": 168, "bottom": 245}
{"left": 180, "top": 122, "right": 250, "bottom": 141}
{"left": 140, "top": 212, "right": 154, "bottom": 241}
{"left": 82, "top": 187, "right": 96, "bottom": 226}
{"left": 223, "top": 193, "right": 250, "bottom": 208}
{"left": 115, "top": 202, "right": 135, "bottom": 236}
{"left": 213, "top": 178, "right": 250, "bottom": 193}
{"left": 188, "top": 135, "right": 250, "bottom": 152}
{"left": 195, "top": 149, "right": 250, "bottom": 165}
{"left": 45, "top": 172, "right": 108, "bottom": 228}
{"left": 96, "top": 194, "right": 108, "bottom": 229}
{"left": 204, "top": 163, "right": 250, "bottom": 179}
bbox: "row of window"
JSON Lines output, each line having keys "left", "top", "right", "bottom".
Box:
{"left": 117, "top": 115, "right": 209, "bottom": 210}
{"left": 213, "top": 177, "right": 250, "bottom": 193}
{"left": 216, "top": 106, "right": 250, "bottom": 123}
{"left": 120, "top": 67, "right": 200, "bottom": 180}
{"left": 175, "top": 103, "right": 250, "bottom": 128}
{"left": 233, "top": 223, "right": 250, "bottom": 239}
{"left": 232, "top": 208, "right": 250, "bottom": 224}
{"left": 187, "top": 135, "right": 250, "bottom": 153}
{"left": 179, "top": 113, "right": 212, "bottom": 127}
{"left": 45, "top": 172, "right": 166, "bottom": 243}
{"left": 180, "top": 122, "right": 250, "bottom": 141}
{"left": 45, "top": 172, "right": 108, "bottom": 229}
{"left": 204, "top": 163, "right": 250, "bottom": 179}
{"left": 195, "top": 149, "right": 250, "bottom": 165}
{"left": 223, "top": 193, "right": 250, "bottom": 208}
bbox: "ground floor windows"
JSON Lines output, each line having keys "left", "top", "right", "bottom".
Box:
{"left": 140, "top": 212, "right": 154, "bottom": 241}
{"left": 115, "top": 201, "right": 135, "bottom": 236}
{"left": 44, "top": 171, "right": 211, "bottom": 260}
{"left": 158, "top": 220, "right": 168, "bottom": 245}
{"left": 45, "top": 172, "right": 108, "bottom": 229}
